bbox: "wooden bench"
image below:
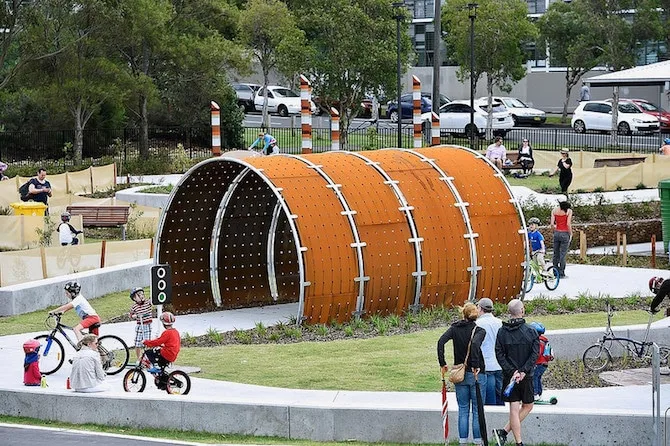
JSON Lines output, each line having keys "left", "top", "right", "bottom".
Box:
{"left": 500, "top": 152, "right": 534, "bottom": 174}
{"left": 66, "top": 205, "right": 131, "bottom": 240}
{"left": 593, "top": 157, "right": 646, "bottom": 168}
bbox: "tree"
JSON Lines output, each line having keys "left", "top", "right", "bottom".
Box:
{"left": 443, "top": 0, "right": 537, "bottom": 134}
{"left": 238, "top": 0, "right": 307, "bottom": 130}
{"left": 293, "top": 0, "right": 414, "bottom": 148}
{"left": 538, "top": 0, "right": 602, "bottom": 123}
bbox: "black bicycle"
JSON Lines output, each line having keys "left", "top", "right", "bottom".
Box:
{"left": 122, "top": 350, "right": 191, "bottom": 395}
{"left": 35, "top": 313, "right": 130, "bottom": 375}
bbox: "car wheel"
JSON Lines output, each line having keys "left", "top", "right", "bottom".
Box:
{"left": 278, "top": 105, "right": 288, "bottom": 117}
{"left": 512, "top": 115, "right": 519, "bottom": 126}
{"left": 464, "top": 123, "right": 478, "bottom": 139}
{"left": 573, "top": 120, "right": 586, "bottom": 133}
{"left": 617, "top": 121, "right": 631, "bottom": 135}
{"left": 237, "top": 103, "right": 246, "bottom": 113}
{"left": 389, "top": 110, "right": 399, "bottom": 123}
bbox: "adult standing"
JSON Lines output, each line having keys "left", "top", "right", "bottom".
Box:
{"left": 437, "top": 302, "right": 487, "bottom": 445}
{"left": 27, "top": 167, "right": 52, "bottom": 214}
{"left": 486, "top": 136, "right": 507, "bottom": 170}
{"left": 579, "top": 81, "right": 590, "bottom": 102}
{"left": 550, "top": 196, "right": 573, "bottom": 279}
{"left": 70, "top": 334, "right": 110, "bottom": 393}
{"left": 517, "top": 138, "right": 534, "bottom": 175}
{"left": 493, "top": 299, "right": 539, "bottom": 446}
{"left": 548, "top": 148, "right": 573, "bottom": 194}
{"left": 475, "top": 298, "right": 504, "bottom": 406}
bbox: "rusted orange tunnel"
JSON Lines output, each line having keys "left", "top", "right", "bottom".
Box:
{"left": 156, "top": 146, "right": 529, "bottom": 324}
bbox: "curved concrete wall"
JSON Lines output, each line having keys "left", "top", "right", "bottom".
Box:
{"left": 156, "top": 147, "right": 528, "bottom": 324}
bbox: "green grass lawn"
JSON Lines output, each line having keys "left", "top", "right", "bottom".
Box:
{"left": 505, "top": 173, "right": 561, "bottom": 192}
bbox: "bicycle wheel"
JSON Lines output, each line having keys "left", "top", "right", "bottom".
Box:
{"left": 34, "top": 334, "right": 65, "bottom": 375}
{"left": 524, "top": 274, "right": 535, "bottom": 293}
{"left": 123, "top": 369, "right": 146, "bottom": 392}
{"left": 98, "top": 335, "right": 130, "bottom": 375}
{"left": 583, "top": 344, "right": 612, "bottom": 371}
{"left": 543, "top": 266, "right": 560, "bottom": 291}
{"left": 166, "top": 370, "right": 191, "bottom": 395}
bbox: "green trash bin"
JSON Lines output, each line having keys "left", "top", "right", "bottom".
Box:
{"left": 660, "top": 179, "right": 670, "bottom": 254}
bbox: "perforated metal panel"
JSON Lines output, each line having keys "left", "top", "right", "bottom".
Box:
{"left": 156, "top": 146, "right": 526, "bottom": 324}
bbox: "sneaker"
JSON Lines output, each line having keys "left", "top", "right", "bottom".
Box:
{"left": 147, "top": 366, "right": 161, "bottom": 374}
{"left": 493, "top": 429, "right": 508, "bottom": 445}
{"left": 534, "top": 394, "right": 540, "bottom": 401}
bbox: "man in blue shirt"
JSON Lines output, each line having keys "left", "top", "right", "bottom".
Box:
{"left": 248, "top": 132, "right": 279, "bottom": 155}
{"left": 476, "top": 297, "right": 504, "bottom": 405}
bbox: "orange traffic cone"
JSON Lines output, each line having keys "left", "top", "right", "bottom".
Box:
{"left": 66, "top": 377, "right": 71, "bottom": 389}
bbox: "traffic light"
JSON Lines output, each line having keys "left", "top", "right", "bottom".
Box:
{"left": 151, "top": 264, "right": 172, "bottom": 305}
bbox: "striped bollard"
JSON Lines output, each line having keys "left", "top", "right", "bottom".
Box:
{"left": 210, "top": 101, "right": 221, "bottom": 156}
{"left": 300, "top": 75, "right": 312, "bottom": 154}
{"left": 431, "top": 112, "right": 440, "bottom": 146}
{"left": 331, "top": 107, "right": 340, "bottom": 151}
{"left": 412, "top": 75, "right": 422, "bottom": 148}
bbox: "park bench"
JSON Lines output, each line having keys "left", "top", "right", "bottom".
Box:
{"left": 66, "top": 205, "right": 131, "bottom": 240}
{"left": 593, "top": 157, "right": 646, "bottom": 168}
{"left": 500, "top": 152, "right": 534, "bottom": 174}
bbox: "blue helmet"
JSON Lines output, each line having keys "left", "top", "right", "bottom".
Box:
{"left": 529, "top": 321, "right": 545, "bottom": 334}
{"left": 665, "top": 138, "right": 670, "bottom": 145}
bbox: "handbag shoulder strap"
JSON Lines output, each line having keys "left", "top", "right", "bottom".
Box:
{"left": 464, "top": 326, "right": 476, "bottom": 364}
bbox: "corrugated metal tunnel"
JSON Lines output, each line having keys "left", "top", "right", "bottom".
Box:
{"left": 155, "top": 146, "right": 529, "bottom": 324}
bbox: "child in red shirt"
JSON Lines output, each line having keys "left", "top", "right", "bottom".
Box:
{"left": 23, "top": 339, "right": 42, "bottom": 386}
{"left": 142, "top": 311, "right": 180, "bottom": 371}
{"left": 530, "top": 322, "right": 554, "bottom": 400}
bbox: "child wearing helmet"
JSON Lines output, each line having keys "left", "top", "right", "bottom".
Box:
{"left": 650, "top": 276, "right": 670, "bottom": 314}
{"left": 527, "top": 217, "right": 548, "bottom": 274}
{"left": 23, "top": 339, "right": 42, "bottom": 386}
{"left": 660, "top": 138, "right": 670, "bottom": 156}
{"left": 142, "top": 311, "right": 181, "bottom": 373}
{"left": 128, "top": 287, "right": 153, "bottom": 364}
{"left": 529, "top": 322, "right": 554, "bottom": 401}
{"left": 50, "top": 281, "right": 101, "bottom": 342}
{"left": 57, "top": 212, "right": 83, "bottom": 246}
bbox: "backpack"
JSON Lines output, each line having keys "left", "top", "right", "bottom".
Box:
{"left": 18, "top": 180, "right": 31, "bottom": 202}
{"left": 541, "top": 338, "right": 554, "bottom": 361}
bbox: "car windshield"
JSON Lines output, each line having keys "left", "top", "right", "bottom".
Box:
{"left": 636, "top": 101, "right": 665, "bottom": 112}
{"left": 503, "top": 98, "right": 528, "bottom": 108}
{"left": 273, "top": 88, "right": 299, "bottom": 98}
{"left": 618, "top": 103, "right": 641, "bottom": 113}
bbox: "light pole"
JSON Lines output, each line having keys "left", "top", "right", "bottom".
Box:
{"left": 393, "top": 2, "right": 405, "bottom": 148}
{"left": 468, "top": 3, "right": 478, "bottom": 150}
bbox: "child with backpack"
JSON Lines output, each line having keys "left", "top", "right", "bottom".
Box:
{"left": 57, "top": 212, "right": 83, "bottom": 246}
{"left": 529, "top": 322, "right": 554, "bottom": 401}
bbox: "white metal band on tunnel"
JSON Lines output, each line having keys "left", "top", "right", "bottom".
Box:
{"left": 337, "top": 151, "right": 425, "bottom": 311}
{"left": 210, "top": 167, "right": 251, "bottom": 307}
{"left": 398, "top": 148, "right": 480, "bottom": 303}
{"left": 267, "top": 201, "right": 282, "bottom": 301}
{"left": 283, "top": 154, "right": 368, "bottom": 318}
{"left": 455, "top": 146, "right": 531, "bottom": 299}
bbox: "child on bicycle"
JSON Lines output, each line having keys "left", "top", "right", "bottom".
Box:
{"left": 57, "top": 211, "right": 82, "bottom": 246}
{"left": 128, "top": 287, "right": 153, "bottom": 364}
{"left": 142, "top": 312, "right": 181, "bottom": 374}
{"left": 50, "top": 281, "right": 101, "bottom": 342}
{"left": 527, "top": 217, "right": 549, "bottom": 275}
{"left": 529, "top": 322, "right": 554, "bottom": 401}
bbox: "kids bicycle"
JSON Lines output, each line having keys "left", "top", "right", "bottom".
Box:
{"left": 122, "top": 349, "right": 191, "bottom": 395}
{"left": 582, "top": 300, "right": 670, "bottom": 371}
{"left": 35, "top": 313, "right": 130, "bottom": 375}
{"left": 524, "top": 254, "right": 560, "bottom": 293}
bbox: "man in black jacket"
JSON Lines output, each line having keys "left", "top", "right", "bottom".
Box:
{"left": 492, "top": 299, "right": 539, "bottom": 446}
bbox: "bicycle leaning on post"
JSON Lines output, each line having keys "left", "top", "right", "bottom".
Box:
{"left": 122, "top": 348, "right": 191, "bottom": 395}
{"left": 582, "top": 300, "right": 670, "bottom": 371}
{"left": 35, "top": 313, "right": 130, "bottom": 375}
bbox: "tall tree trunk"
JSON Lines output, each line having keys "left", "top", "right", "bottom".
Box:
{"left": 610, "top": 86, "right": 619, "bottom": 146}
{"left": 486, "top": 75, "right": 494, "bottom": 140}
{"left": 74, "top": 102, "right": 83, "bottom": 166}
{"left": 261, "top": 68, "right": 270, "bottom": 130}
{"left": 139, "top": 94, "right": 149, "bottom": 160}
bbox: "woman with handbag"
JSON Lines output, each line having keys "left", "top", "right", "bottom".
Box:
{"left": 437, "top": 302, "right": 487, "bottom": 445}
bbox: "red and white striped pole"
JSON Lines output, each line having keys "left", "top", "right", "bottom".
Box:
{"left": 210, "top": 101, "right": 221, "bottom": 156}
{"left": 331, "top": 107, "right": 340, "bottom": 151}
{"left": 412, "top": 75, "right": 422, "bottom": 148}
{"left": 431, "top": 111, "right": 440, "bottom": 146}
{"left": 300, "top": 75, "right": 312, "bottom": 154}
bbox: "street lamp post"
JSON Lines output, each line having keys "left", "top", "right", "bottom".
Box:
{"left": 393, "top": 2, "right": 405, "bottom": 148}
{"left": 468, "top": 3, "right": 478, "bottom": 150}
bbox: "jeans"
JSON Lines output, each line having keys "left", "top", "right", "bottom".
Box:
{"left": 533, "top": 364, "right": 547, "bottom": 396}
{"left": 553, "top": 231, "right": 571, "bottom": 277}
{"left": 485, "top": 370, "right": 503, "bottom": 405}
{"left": 455, "top": 371, "right": 487, "bottom": 443}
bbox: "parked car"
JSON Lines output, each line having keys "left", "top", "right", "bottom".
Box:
{"left": 478, "top": 96, "right": 546, "bottom": 126}
{"left": 571, "top": 100, "right": 660, "bottom": 135}
{"left": 616, "top": 99, "right": 670, "bottom": 133}
{"left": 422, "top": 100, "right": 514, "bottom": 137}
{"left": 386, "top": 93, "right": 451, "bottom": 123}
{"left": 313, "top": 96, "right": 380, "bottom": 118}
{"left": 232, "top": 83, "right": 261, "bottom": 112}
{"left": 254, "top": 86, "right": 316, "bottom": 116}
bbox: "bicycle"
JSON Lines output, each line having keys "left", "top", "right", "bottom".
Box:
{"left": 35, "top": 313, "right": 130, "bottom": 375}
{"left": 582, "top": 300, "right": 670, "bottom": 371}
{"left": 122, "top": 349, "right": 191, "bottom": 395}
{"left": 523, "top": 253, "right": 560, "bottom": 293}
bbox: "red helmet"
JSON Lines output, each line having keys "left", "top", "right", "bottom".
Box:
{"left": 160, "top": 311, "right": 175, "bottom": 325}
{"left": 649, "top": 277, "right": 665, "bottom": 294}
{"left": 23, "top": 339, "right": 40, "bottom": 354}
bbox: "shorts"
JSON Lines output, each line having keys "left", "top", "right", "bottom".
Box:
{"left": 502, "top": 372, "right": 535, "bottom": 404}
{"left": 134, "top": 323, "right": 152, "bottom": 348}
{"left": 81, "top": 315, "right": 101, "bottom": 335}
